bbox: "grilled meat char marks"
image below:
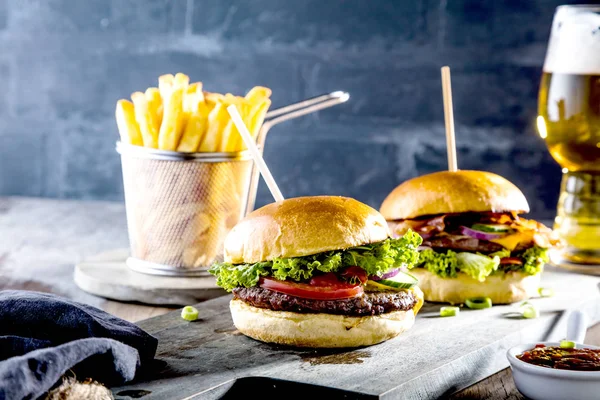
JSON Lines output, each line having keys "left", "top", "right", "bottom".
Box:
{"left": 233, "top": 286, "right": 417, "bottom": 316}
{"left": 423, "top": 236, "right": 505, "bottom": 253}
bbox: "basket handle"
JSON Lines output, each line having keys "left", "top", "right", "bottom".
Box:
{"left": 242, "top": 91, "right": 350, "bottom": 216}
{"left": 257, "top": 91, "right": 350, "bottom": 148}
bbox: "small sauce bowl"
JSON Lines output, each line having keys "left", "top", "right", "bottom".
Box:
{"left": 507, "top": 342, "right": 600, "bottom": 400}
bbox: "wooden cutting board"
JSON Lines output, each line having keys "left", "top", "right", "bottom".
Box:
{"left": 112, "top": 267, "right": 600, "bottom": 400}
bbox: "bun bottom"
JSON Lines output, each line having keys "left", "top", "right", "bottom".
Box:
{"left": 409, "top": 269, "right": 540, "bottom": 305}
{"left": 230, "top": 298, "right": 415, "bottom": 348}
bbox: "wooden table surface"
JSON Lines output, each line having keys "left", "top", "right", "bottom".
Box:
{"left": 1, "top": 196, "right": 598, "bottom": 399}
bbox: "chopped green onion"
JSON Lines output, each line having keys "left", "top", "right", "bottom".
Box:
{"left": 520, "top": 304, "right": 539, "bottom": 319}
{"left": 518, "top": 302, "right": 538, "bottom": 319}
{"left": 465, "top": 297, "right": 492, "bottom": 309}
{"left": 538, "top": 287, "right": 554, "bottom": 298}
{"left": 440, "top": 306, "right": 460, "bottom": 317}
{"left": 560, "top": 340, "right": 576, "bottom": 349}
{"left": 181, "top": 306, "right": 199, "bottom": 321}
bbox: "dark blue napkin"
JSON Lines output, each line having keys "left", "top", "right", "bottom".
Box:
{"left": 0, "top": 290, "right": 158, "bottom": 400}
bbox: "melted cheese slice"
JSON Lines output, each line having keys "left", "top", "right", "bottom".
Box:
{"left": 488, "top": 231, "right": 534, "bottom": 251}
{"left": 409, "top": 286, "right": 424, "bottom": 316}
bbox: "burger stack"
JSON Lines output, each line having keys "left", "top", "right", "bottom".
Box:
{"left": 381, "top": 170, "right": 559, "bottom": 305}
{"left": 210, "top": 196, "right": 424, "bottom": 348}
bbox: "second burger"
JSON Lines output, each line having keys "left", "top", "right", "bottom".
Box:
{"left": 381, "top": 170, "right": 559, "bottom": 305}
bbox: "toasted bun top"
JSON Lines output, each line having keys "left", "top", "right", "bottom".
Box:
{"left": 380, "top": 170, "right": 530, "bottom": 220}
{"left": 224, "top": 196, "right": 389, "bottom": 264}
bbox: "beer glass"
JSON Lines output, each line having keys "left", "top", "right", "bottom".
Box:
{"left": 538, "top": 5, "right": 600, "bottom": 266}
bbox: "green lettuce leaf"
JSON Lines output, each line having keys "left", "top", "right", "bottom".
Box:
{"left": 489, "top": 248, "right": 511, "bottom": 259}
{"left": 411, "top": 245, "right": 549, "bottom": 281}
{"left": 410, "top": 249, "right": 458, "bottom": 278}
{"left": 209, "top": 261, "right": 271, "bottom": 292}
{"left": 209, "top": 230, "right": 422, "bottom": 291}
{"left": 342, "top": 231, "right": 422, "bottom": 276}
{"left": 521, "top": 246, "right": 549, "bottom": 275}
{"left": 270, "top": 252, "right": 343, "bottom": 281}
{"left": 456, "top": 252, "right": 500, "bottom": 282}
{"left": 412, "top": 249, "right": 499, "bottom": 281}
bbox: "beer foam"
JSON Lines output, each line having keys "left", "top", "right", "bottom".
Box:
{"left": 543, "top": 8, "right": 600, "bottom": 75}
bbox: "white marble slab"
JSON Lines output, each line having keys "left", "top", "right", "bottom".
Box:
{"left": 74, "top": 249, "right": 222, "bottom": 305}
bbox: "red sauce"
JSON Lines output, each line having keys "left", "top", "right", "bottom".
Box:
{"left": 517, "top": 344, "right": 600, "bottom": 371}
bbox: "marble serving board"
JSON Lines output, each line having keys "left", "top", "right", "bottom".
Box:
{"left": 113, "top": 267, "right": 600, "bottom": 400}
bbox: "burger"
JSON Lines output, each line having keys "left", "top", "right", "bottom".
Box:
{"left": 380, "top": 170, "right": 559, "bottom": 305}
{"left": 209, "top": 196, "right": 424, "bottom": 348}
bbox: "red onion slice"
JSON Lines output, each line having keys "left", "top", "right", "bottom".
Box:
{"left": 371, "top": 268, "right": 400, "bottom": 281}
{"left": 459, "top": 226, "right": 506, "bottom": 241}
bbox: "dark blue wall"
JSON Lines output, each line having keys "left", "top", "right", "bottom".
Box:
{"left": 0, "top": 0, "right": 586, "bottom": 219}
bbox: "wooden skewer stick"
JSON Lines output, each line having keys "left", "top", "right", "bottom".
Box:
{"left": 227, "top": 104, "right": 285, "bottom": 203}
{"left": 441, "top": 66, "right": 458, "bottom": 172}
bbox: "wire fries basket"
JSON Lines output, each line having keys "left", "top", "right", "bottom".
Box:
{"left": 117, "top": 91, "right": 349, "bottom": 276}
{"left": 118, "top": 142, "right": 254, "bottom": 276}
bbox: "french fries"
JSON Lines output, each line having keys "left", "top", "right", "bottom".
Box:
{"left": 131, "top": 92, "right": 159, "bottom": 148}
{"left": 115, "top": 73, "right": 272, "bottom": 152}
{"left": 158, "top": 84, "right": 185, "bottom": 151}
{"left": 177, "top": 98, "right": 208, "bottom": 152}
{"left": 115, "top": 100, "right": 144, "bottom": 146}
{"left": 245, "top": 86, "right": 272, "bottom": 103}
{"left": 158, "top": 74, "right": 174, "bottom": 99}
{"left": 145, "top": 88, "right": 163, "bottom": 132}
{"left": 197, "top": 102, "right": 228, "bottom": 152}
{"left": 117, "top": 73, "right": 270, "bottom": 269}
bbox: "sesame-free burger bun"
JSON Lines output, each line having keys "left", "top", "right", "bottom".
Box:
{"left": 224, "top": 196, "right": 389, "bottom": 264}
{"left": 380, "top": 170, "right": 530, "bottom": 220}
{"left": 230, "top": 299, "right": 416, "bottom": 348}
{"left": 409, "top": 269, "right": 540, "bottom": 305}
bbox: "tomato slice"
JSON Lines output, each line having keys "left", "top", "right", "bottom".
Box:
{"left": 500, "top": 257, "right": 523, "bottom": 265}
{"left": 338, "top": 266, "right": 368, "bottom": 284}
{"left": 260, "top": 275, "right": 364, "bottom": 300}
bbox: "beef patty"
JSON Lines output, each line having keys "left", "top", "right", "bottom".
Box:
{"left": 232, "top": 286, "right": 417, "bottom": 316}
{"left": 423, "top": 236, "right": 505, "bottom": 253}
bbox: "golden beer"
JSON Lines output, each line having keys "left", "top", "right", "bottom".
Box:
{"left": 538, "top": 72, "right": 600, "bottom": 171}
{"left": 538, "top": 5, "right": 600, "bottom": 266}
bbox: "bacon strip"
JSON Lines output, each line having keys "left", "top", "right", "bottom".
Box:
{"left": 388, "top": 215, "right": 446, "bottom": 238}
{"left": 388, "top": 212, "right": 560, "bottom": 249}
